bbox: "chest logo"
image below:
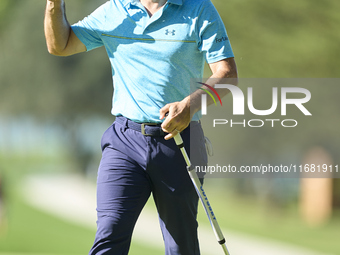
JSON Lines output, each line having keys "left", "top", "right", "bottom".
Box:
{"left": 165, "top": 29, "right": 176, "bottom": 36}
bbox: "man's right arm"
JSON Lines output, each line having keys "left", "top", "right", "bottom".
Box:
{"left": 44, "top": 0, "right": 86, "bottom": 56}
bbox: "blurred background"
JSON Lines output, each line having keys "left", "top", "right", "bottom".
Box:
{"left": 0, "top": 0, "right": 339, "bottom": 254}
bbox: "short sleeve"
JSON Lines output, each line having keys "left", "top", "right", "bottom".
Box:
{"left": 196, "top": 1, "right": 234, "bottom": 64}
{"left": 71, "top": 2, "right": 109, "bottom": 51}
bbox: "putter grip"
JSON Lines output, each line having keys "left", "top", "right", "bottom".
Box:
{"left": 174, "top": 133, "right": 184, "bottom": 147}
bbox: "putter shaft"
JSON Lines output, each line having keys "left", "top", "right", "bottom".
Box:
{"left": 174, "top": 133, "right": 231, "bottom": 255}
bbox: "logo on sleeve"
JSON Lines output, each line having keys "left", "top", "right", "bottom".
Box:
{"left": 215, "top": 36, "right": 229, "bottom": 43}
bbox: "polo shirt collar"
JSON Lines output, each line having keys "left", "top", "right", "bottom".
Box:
{"left": 120, "top": 0, "right": 137, "bottom": 7}
{"left": 167, "top": 0, "right": 183, "bottom": 5}
{"left": 119, "top": 0, "right": 183, "bottom": 7}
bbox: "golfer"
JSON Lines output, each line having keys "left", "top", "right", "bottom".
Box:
{"left": 44, "top": 0, "right": 237, "bottom": 254}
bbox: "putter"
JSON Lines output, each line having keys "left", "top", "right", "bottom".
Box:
{"left": 173, "top": 133, "right": 231, "bottom": 255}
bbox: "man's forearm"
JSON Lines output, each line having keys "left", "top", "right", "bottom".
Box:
{"left": 44, "top": 0, "right": 71, "bottom": 55}
{"left": 159, "top": 62, "right": 237, "bottom": 140}
{"left": 189, "top": 59, "right": 238, "bottom": 116}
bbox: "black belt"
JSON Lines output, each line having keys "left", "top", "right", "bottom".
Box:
{"left": 115, "top": 116, "right": 166, "bottom": 136}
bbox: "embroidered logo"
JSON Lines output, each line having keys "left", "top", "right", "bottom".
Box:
{"left": 165, "top": 29, "right": 176, "bottom": 36}
{"left": 215, "top": 36, "right": 229, "bottom": 43}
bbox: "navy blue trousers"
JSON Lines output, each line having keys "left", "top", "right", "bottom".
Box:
{"left": 89, "top": 117, "right": 207, "bottom": 255}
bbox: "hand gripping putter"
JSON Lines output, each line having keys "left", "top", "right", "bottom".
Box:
{"left": 173, "top": 133, "right": 231, "bottom": 255}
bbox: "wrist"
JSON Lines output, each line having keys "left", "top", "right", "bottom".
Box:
{"left": 182, "top": 95, "right": 199, "bottom": 119}
{"left": 46, "top": 0, "right": 64, "bottom": 9}
{"left": 46, "top": 0, "right": 66, "bottom": 19}
{"left": 186, "top": 93, "right": 201, "bottom": 116}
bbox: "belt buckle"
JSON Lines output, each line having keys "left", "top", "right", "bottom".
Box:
{"left": 141, "top": 123, "right": 158, "bottom": 136}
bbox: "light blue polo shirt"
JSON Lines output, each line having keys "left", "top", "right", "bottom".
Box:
{"left": 71, "top": 0, "right": 234, "bottom": 123}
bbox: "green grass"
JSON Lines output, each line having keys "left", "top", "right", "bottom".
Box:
{"left": 1, "top": 154, "right": 339, "bottom": 255}
{"left": 0, "top": 195, "right": 163, "bottom": 255}
{"left": 0, "top": 154, "right": 163, "bottom": 255}
{"left": 0, "top": 195, "right": 93, "bottom": 254}
{"left": 0, "top": 154, "right": 93, "bottom": 254}
{"left": 129, "top": 241, "right": 163, "bottom": 255}
{"left": 197, "top": 179, "right": 340, "bottom": 255}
